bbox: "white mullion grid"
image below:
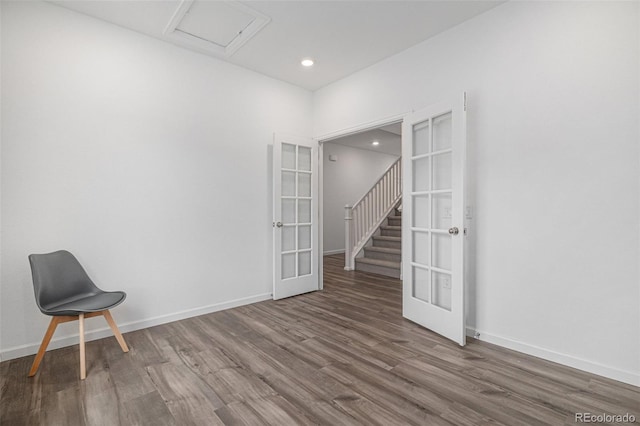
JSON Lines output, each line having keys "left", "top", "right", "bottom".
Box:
{"left": 411, "top": 152, "right": 430, "bottom": 161}
{"left": 431, "top": 228, "right": 450, "bottom": 234}
{"left": 294, "top": 144, "right": 299, "bottom": 278}
{"left": 410, "top": 149, "right": 453, "bottom": 163}
{"left": 428, "top": 116, "right": 434, "bottom": 156}
{"left": 430, "top": 265, "right": 452, "bottom": 275}
{"left": 428, "top": 117, "right": 434, "bottom": 306}
{"left": 411, "top": 262, "right": 430, "bottom": 270}
{"left": 309, "top": 145, "right": 313, "bottom": 277}
{"left": 431, "top": 148, "right": 453, "bottom": 157}
{"left": 430, "top": 189, "right": 452, "bottom": 195}
{"left": 410, "top": 189, "right": 452, "bottom": 196}
{"left": 281, "top": 167, "right": 297, "bottom": 172}
{"left": 410, "top": 226, "right": 430, "bottom": 233}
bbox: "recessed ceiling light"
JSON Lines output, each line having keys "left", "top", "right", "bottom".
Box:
{"left": 301, "top": 58, "right": 314, "bottom": 67}
{"left": 372, "top": 141, "right": 380, "bottom": 146}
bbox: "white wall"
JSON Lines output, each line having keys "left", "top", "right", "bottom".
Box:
{"left": 314, "top": 1, "right": 640, "bottom": 385}
{"left": 323, "top": 142, "right": 398, "bottom": 254}
{"left": 0, "top": 1, "right": 312, "bottom": 359}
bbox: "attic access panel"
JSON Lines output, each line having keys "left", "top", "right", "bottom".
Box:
{"left": 164, "top": 0, "right": 270, "bottom": 57}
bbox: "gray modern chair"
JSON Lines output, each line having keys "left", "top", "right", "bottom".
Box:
{"left": 28, "top": 250, "right": 129, "bottom": 379}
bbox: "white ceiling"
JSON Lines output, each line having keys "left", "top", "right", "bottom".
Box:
{"left": 51, "top": 0, "right": 503, "bottom": 91}
{"left": 328, "top": 128, "right": 401, "bottom": 156}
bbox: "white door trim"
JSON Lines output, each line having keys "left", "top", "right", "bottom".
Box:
{"left": 314, "top": 113, "right": 406, "bottom": 143}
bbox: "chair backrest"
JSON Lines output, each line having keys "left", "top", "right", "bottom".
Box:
{"left": 29, "top": 250, "right": 99, "bottom": 312}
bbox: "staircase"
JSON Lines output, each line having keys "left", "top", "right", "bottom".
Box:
{"left": 355, "top": 207, "right": 402, "bottom": 279}
{"left": 344, "top": 157, "right": 402, "bottom": 278}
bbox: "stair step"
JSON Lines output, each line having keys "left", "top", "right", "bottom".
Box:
{"left": 356, "top": 257, "right": 400, "bottom": 268}
{"left": 388, "top": 215, "right": 402, "bottom": 220}
{"left": 380, "top": 225, "right": 401, "bottom": 237}
{"left": 364, "top": 246, "right": 401, "bottom": 262}
{"left": 355, "top": 257, "right": 401, "bottom": 279}
{"left": 373, "top": 235, "right": 401, "bottom": 241}
{"left": 387, "top": 217, "right": 402, "bottom": 226}
{"left": 372, "top": 235, "right": 401, "bottom": 249}
{"left": 365, "top": 246, "right": 401, "bottom": 254}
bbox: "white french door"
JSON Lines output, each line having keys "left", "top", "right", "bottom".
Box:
{"left": 402, "top": 94, "right": 467, "bottom": 346}
{"left": 273, "top": 134, "right": 319, "bottom": 300}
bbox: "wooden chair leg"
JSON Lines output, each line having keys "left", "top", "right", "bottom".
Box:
{"left": 79, "top": 313, "right": 86, "bottom": 380}
{"left": 28, "top": 317, "right": 60, "bottom": 377}
{"left": 103, "top": 310, "right": 129, "bottom": 353}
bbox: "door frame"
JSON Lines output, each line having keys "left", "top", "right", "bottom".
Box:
{"left": 315, "top": 113, "right": 406, "bottom": 287}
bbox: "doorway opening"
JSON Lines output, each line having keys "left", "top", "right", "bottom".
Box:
{"left": 319, "top": 121, "right": 402, "bottom": 283}
{"left": 314, "top": 93, "right": 467, "bottom": 346}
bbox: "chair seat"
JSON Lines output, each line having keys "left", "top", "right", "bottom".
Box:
{"left": 42, "top": 291, "right": 126, "bottom": 316}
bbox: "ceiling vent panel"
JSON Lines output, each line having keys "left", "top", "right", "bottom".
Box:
{"left": 164, "top": 0, "right": 270, "bottom": 57}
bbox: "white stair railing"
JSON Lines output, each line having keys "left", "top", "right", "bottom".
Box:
{"left": 344, "top": 158, "right": 402, "bottom": 270}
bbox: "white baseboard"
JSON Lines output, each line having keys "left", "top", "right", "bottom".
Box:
{"left": 323, "top": 249, "right": 345, "bottom": 255}
{"left": 466, "top": 327, "right": 640, "bottom": 387}
{"left": 0, "top": 292, "right": 272, "bottom": 362}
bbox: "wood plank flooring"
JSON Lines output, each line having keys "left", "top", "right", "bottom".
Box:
{"left": 1, "top": 254, "right": 638, "bottom": 425}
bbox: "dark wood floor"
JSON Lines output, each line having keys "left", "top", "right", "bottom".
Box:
{"left": 1, "top": 254, "right": 638, "bottom": 425}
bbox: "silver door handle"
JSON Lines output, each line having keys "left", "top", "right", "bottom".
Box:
{"left": 448, "top": 227, "right": 459, "bottom": 235}
{"left": 275, "top": 222, "right": 283, "bottom": 228}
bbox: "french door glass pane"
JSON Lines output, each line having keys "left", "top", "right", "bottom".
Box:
{"left": 413, "top": 120, "right": 430, "bottom": 156}
{"left": 297, "top": 173, "right": 311, "bottom": 197}
{"left": 282, "top": 143, "right": 296, "bottom": 169}
{"left": 412, "top": 195, "right": 430, "bottom": 228}
{"left": 413, "top": 156, "right": 430, "bottom": 192}
{"left": 298, "top": 251, "right": 311, "bottom": 276}
{"left": 298, "top": 199, "right": 311, "bottom": 223}
{"left": 298, "top": 146, "right": 311, "bottom": 171}
{"left": 412, "top": 266, "right": 430, "bottom": 303}
{"left": 298, "top": 225, "right": 311, "bottom": 250}
{"left": 431, "top": 270, "right": 452, "bottom": 311}
{"left": 282, "top": 226, "right": 295, "bottom": 252}
{"left": 282, "top": 199, "right": 296, "bottom": 224}
{"left": 282, "top": 171, "right": 296, "bottom": 196}
{"left": 433, "top": 112, "right": 452, "bottom": 151}
{"left": 432, "top": 152, "right": 452, "bottom": 190}
{"left": 282, "top": 253, "right": 296, "bottom": 279}
{"left": 432, "top": 193, "right": 452, "bottom": 230}
{"left": 432, "top": 233, "right": 452, "bottom": 271}
{"left": 412, "top": 231, "right": 429, "bottom": 266}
